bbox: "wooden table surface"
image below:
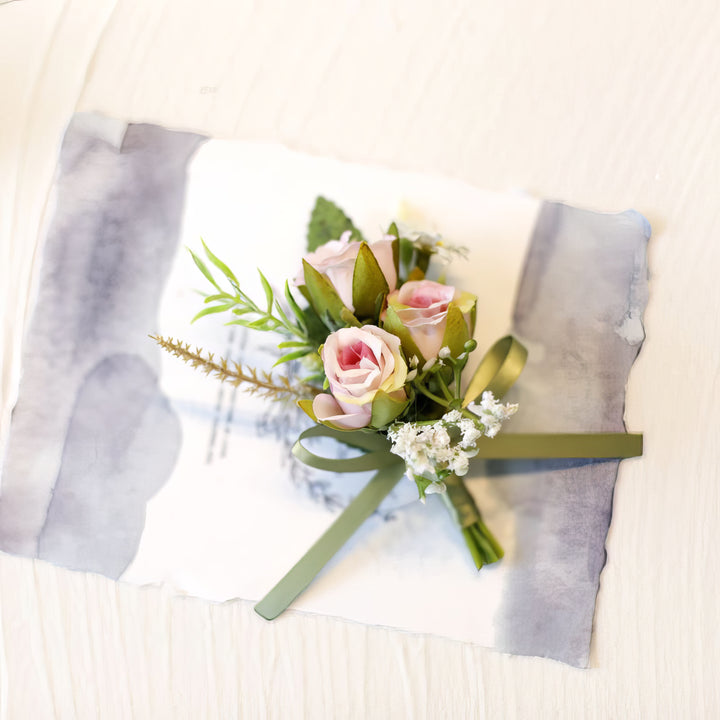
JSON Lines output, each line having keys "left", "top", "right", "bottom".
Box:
{"left": 1, "top": 1, "right": 718, "bottom": 717}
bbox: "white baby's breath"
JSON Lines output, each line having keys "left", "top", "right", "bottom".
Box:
{"left": 467, "top": 391, "right": 519, "bottom": 438}
{"left": 387, "top": 392, "right": 518, "bottom": 498}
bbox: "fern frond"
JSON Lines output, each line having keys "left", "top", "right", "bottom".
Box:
{"left": 151, "top": 335, "right": 319, "bottom": 402}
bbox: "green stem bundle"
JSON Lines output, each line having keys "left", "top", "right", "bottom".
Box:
{"left": 440, "top": 473, "right": 504, "bottom": 570}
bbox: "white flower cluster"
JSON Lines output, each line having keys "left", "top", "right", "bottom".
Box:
{"left": 388, "top": 392, "right": 518, "bottom": 495}
{"left": 467, "top": 391, "right": 519, "bottom": 438}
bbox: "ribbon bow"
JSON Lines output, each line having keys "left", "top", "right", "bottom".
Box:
{"left": 255, "top": 336, "right": 642, "bottom": 620}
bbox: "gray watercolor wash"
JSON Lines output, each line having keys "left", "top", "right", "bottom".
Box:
{"left": 0, "top": 116, "right": 203, "bottom": 576}
{"left": 37, "top": 354, "right": 181, "bottom": 577}
{"left": 490, "top": 202, "right": 650, "bottom": 666}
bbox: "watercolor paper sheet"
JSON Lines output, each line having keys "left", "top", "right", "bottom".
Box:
{"left": 0, "top": 115, "right": 649, "bottom": 666}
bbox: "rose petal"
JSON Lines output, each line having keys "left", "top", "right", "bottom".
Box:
{"left": 312, "top": 393, "right": 373, "bottom": 430}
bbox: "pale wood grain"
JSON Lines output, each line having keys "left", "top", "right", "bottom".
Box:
{"left": 1, "top": 0, "right": 719, "bottom": 717}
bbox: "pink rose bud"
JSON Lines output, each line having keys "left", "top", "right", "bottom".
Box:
{"left": 386, "top": 280, "right": 476, "bottom": 361}
{"left": 312, "top": 325, "right": 407, "bottom": 430}
{"left": 295, "top": 231, "right": 397, "bottom": 311}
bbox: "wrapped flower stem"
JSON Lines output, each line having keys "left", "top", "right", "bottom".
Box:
{"left": 440, "top": 473, "right": 504, "bottom": 569}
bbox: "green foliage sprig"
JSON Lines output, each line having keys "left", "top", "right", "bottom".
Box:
{"left": 188, "top": 241, "right": 325, "bottom": 365}
{"left": 151, "top": 335, "right": 319, "bottom": 401}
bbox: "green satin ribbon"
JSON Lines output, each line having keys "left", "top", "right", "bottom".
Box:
{"left": 462, "top": 335, "right": 528, "bottom": 404}
{"left": 291, "top": 424, "right": 395, "bottom": 471}
{"left": 254, "top": 460, "right": 405, "bottom": 621}
{"left": 254, "top": 335, "right": 643, "bottom": 620}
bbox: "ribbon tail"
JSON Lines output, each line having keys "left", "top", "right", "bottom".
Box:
{"left": 254, "top": 461, "right": 405, "bottom": 620}
{"left": 473, "top": 432, "right": 643, "bottom": 459}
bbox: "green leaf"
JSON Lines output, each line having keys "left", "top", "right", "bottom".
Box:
{"left": 272, "top": 299, "right": 292, "bottom": 328}
{"left": 188, "top": 248, "right": 222, "bottom": 292}
{"left": 441, "top": 302, "right": 470, "bottom": 358}
{"left": 399, "top": 237, "right": 413, "bottom": 263}
{"left": 297, "top": 399, "right": 318, "bottom": 422}
{"left": 370, "top": 390, "right": 410, "bottom": 429}
{"left": 191, "top": 302, "right": 237, "bottom": 322}
{"left": 201, "top": 240, "right": 239, "bottom": 288}
{"left": 258, "top": 270, "right": 274, "bottom": 312}
{"left": 352, "top": 243, "right": 390, "bottom": 320}
{"left": 300, "top": 371, "right": 325, "bottom": 385}
{"left": 297, "top": 398, "right": 354, "bottom": 432}
{"left": 285, "top": 282, "right": 307, "bottom": 325}
{"left": 203, "top": 293, "right": 231, "bottom": 303}
{"left": 302, "top": 259, "right": 355, "bottom": 329}
{"left": 307, "top": 196, "right": 365, "bottom": 251}
{"left": 398, "top": 237, "right": 414, "bottom": 281}
{"left": 277, "top": 340, "right": 310, "bottom": 349}
{"left": 339, "top": 307, "right": 362, "bottom": 328}
{"left": 414, "top": 475, "right": 435, "bottom": 501}
{"left": 273, "top": 350, "right": 312, "bottom": 367}
{"left": 416, "top": 247, "right": 432, "bottom": 275}
{"left": 390, "top": 234, "right": 400, "bottom": 280}
{"left": 247, "top": 317, "right": 278, "bottom": 330}
{"left": 300, "top": 300, "right": 334, "bottom": 345}
{"left": 382, "top": 305, "right": 424, "bottom": 363}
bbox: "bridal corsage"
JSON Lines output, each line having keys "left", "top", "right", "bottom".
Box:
{"left": 154, "top": 197, "right": 642, "bottom": 619}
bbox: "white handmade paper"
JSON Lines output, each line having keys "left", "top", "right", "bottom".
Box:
{"left": 122, "top": 139, "right": 540, "bottom": 647}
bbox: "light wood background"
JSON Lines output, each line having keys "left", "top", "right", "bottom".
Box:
{"left": 1, "top": 1, "right": 719, "bottom": 717}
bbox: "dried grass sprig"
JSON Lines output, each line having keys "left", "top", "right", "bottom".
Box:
{"left": 151, "top": 335, "right": 319, "bottom": 402}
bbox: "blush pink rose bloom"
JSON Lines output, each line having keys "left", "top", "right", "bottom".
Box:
{"left": 296, "top": 231, "right": 397, "bottom": 311}
{"left": 312, "top": 325, "right": 407, "bottom": 430}
{"left": 386, "top": 279, "right": 476, "bottom": 360}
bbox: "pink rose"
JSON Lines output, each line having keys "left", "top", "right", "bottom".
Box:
{"left": 386, "top": 280, "right": 476, "bottom": 360}
{"left": 312, "top": 325, "right": 407, "bottom": 430}
{"left": 296, "top": 231, "right": 397, "bottom": 311}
